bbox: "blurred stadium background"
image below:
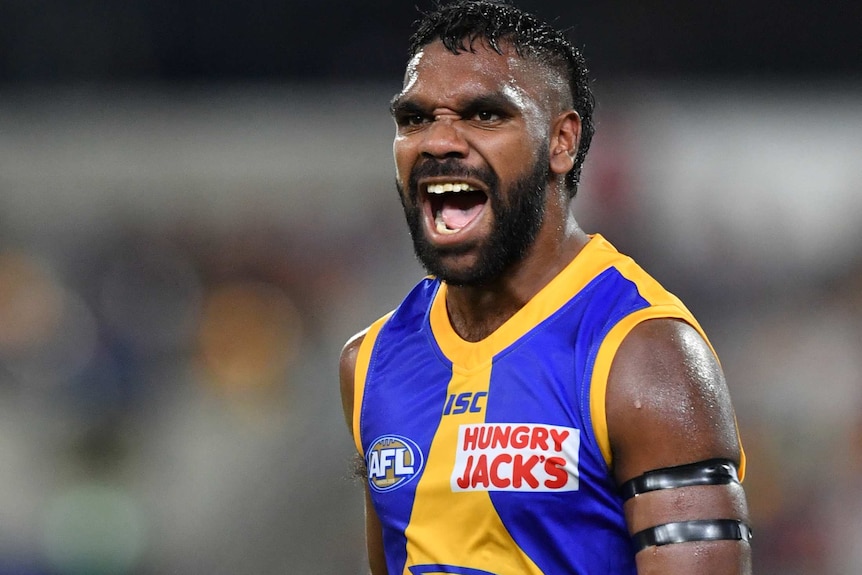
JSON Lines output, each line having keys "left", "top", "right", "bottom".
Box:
{"left": 0, "top": 1, "right": 860, "bottom": 573}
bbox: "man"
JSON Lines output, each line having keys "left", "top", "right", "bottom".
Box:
{"left": 339, "top": 1, "right": 752, "bottom": 573}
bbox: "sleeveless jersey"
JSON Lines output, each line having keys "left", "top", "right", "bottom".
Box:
{"left": 352, "top": 234, "right": 740, "bottom": 575}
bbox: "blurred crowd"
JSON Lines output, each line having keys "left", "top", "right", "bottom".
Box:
{"left": 0, "top": 205, "right": 378, "bottom": 574}
{"left": 0, "top": 83, "right": 860, "bottom": 574}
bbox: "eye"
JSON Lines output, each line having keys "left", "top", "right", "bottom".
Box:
{"left": 468, "top": 108, "right": 509, "bottom": 126}
{"left": 396, "top": 113, "right": 429, "bottom": 128}
{"left": 474, "top": 110, "right": 501, "bottom": 122}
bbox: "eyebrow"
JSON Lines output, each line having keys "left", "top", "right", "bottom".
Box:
{"left": 390, "top": 91, "right": 520, "bottom": 118}
{"left": 389, "top": 94, "right": 422, "bottom": 118}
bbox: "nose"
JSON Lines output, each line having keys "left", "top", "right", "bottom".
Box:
{"left": 420, "top": 116, "right": 469, "bottom": 159}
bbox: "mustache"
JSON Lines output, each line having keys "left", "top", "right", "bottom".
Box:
{"left": 407, "top": 159, "right": 498, "bottom": 196}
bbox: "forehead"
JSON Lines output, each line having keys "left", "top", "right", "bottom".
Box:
{"left": 397, "top": 39, "right": 554, "bottom": 110}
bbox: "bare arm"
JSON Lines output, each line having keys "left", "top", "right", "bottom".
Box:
{"left": 339, "top": 332, "right": 388, "bottom": 575}
{"left": 607, "top": 318, "right": 752, "bottom": 575}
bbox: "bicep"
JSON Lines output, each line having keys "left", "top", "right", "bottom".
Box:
{"left": 608, "top": 318, "right": 741, "bottom": 479}
{"left": 606, "top": 318, "right": 751, "bottom": 574}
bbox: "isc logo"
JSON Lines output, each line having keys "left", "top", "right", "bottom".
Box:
{"left": 443, "top": 391, "right": 487, "bottom": 415}
{"left": 366, "top": 435, "right": 424, "bottom": 493}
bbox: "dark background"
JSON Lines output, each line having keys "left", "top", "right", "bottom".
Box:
{"left": 1, "top": 0, "right": 860, "bottom": 84}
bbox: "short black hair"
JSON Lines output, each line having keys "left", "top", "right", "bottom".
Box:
{"left": 408, "top": 0, "right": 595, "bottom": 196}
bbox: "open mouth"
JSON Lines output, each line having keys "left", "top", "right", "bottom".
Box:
{"left": 426, "top": 182, "right": 488, "bottom": 235}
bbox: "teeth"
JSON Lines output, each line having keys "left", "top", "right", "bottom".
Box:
{"left": 427, "top": 182, "right": 476, "bottom": 195}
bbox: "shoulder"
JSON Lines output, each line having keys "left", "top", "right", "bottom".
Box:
{"left": 606, "top": 317, "right": 742, "bottom": 485}
{"left": 338, "top": 310, "right": 395, "bottom": 437}
{"left": 339, "top": 328, "right": 368, "bottom": 434}
{"left": 340, "top": 328, "right": 367, "bottom": 376}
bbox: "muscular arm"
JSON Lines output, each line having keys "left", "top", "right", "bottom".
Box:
{"left": 339, "top": 332, "right": 387, "bottom": 575}
{"left": 607, "top": 318, "right": 752, "bottom": 575}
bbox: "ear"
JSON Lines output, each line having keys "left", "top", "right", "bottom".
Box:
{"left": 549, "top": 111, "right": 581, "bottom": 177}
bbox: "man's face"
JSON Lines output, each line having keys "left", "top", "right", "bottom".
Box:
{"left": 391, "top": 40, "right": 556, "bottom": 286}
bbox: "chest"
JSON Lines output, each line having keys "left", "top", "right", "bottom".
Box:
{"left": 362, "top": 322, "right": 592, "bottom": 495}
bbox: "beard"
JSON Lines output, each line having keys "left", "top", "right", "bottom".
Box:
{"left": 398, "top": 149, "right": 550, "bottom": 287}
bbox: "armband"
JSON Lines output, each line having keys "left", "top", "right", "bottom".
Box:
{"left": 632, "top": 519, "right": 752, "bottom": 552}
{"left": 620, "top": 458, "right": 740, "bottom": 501}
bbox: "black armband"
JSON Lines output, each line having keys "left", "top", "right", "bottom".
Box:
{"left": 620, "top": 458, "right": 740, "bottom": 501}
{"left": 632, "top": 519, "right": 752, "bottom": 552}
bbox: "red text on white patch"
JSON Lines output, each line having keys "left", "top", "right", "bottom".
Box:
{"left": 451, "top": 423, "right": 580, "bottom": 492}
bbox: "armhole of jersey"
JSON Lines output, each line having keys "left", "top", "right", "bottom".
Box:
{"left": 352, "top": 313, "right": 392, "bottom": 455}
{"left": 589, "top": 304, "right": 705, "bottom": 469}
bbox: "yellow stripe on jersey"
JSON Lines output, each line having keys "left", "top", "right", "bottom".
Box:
{"left": 403, "top": 362, "right": 546, "bottom": 574}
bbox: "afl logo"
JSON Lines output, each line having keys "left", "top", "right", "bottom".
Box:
{"left": 366, "top": 435, "right": 424, "bottom": 493}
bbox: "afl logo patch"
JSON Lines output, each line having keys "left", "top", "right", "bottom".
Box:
{"left": 366, "top": 434, "right": 424, "bottom": 493}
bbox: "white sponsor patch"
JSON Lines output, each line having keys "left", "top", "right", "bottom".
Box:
{"left": 451, "top": 423, "right": 580, "bottom": 492}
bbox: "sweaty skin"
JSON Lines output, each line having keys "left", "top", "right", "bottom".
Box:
{"left": 341, "top": 38, "right": 751, "bottom": 575}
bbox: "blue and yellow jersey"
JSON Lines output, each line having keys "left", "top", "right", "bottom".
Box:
{"left": 352, "top": 235, "right": 723, "bottom": 575}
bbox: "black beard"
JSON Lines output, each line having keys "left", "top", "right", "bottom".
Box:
{"left": 398, "top": 151, "right": 550, "bottom": 287}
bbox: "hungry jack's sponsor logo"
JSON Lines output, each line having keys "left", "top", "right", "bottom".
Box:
{"left": 451, "top": 423, "right": 580, "bottom": 492}
{"left": 366, "top": 434, "right": 424, "bottom": 493}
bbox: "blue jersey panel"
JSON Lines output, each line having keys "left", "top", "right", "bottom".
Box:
{"left": 361, "top": 279, "right": 453, "bottom": 574}
{"left": 484, "top": 268, "right": 646, "bottom": 574}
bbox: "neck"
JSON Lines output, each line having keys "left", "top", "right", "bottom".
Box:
{"left": 444, "top": 215, "right": 589, "bottom": 342}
